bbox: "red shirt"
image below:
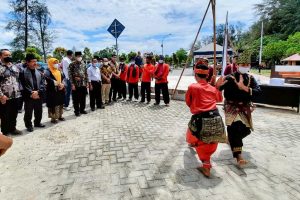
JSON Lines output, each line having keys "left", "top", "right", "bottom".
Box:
{"left": 224, "top": 63, "right": 238, "bottom": 75}
{"left": 119, "top": 64, "right": 128, "bottom": 81}
{"left": 127, "top": 64, "right": 140, "bottom": 84}
{"left": 141, "top": 63, "right": 155, "bottom": 82}
{"left": 154, "top": 63, "right": 169, "bottom": 84}
{"left": 185, "top": 80, "right": 223, "bottom": 115}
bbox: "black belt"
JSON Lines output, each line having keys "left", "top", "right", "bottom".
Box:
{"left": 91, "top": 80, "right": 101, "bottom": 83}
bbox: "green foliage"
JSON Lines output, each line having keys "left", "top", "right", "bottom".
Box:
{"left": 127, "top": 51, "right": 137, "bottom": 61}
{"left": 11, "top": 50, "right": 25, "bottom": 62}
{"left": 175, "top": 48, "right": 188, "bottom": 66}
{"left": 83, "top": 47, "right": 93, "bottom": 61}
{"left": 26, "top": 46, "right": 42, "bottom": 61}
{"left": 53, "top": 47, "right": 67, "bottom": 61}
{"left": 94, "top": 47, "right": 115, "bottom": 59}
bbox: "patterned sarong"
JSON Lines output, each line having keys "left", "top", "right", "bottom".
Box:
{"left": 188, "top": 109, "right": 226, "bottom": 143}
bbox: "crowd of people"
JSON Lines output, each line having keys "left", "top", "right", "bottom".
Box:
{"left": 0, "top": 47, "right": 261, "bottom": 179}
{"left": 0, "top": 49, "right": 171, "bottom": 135}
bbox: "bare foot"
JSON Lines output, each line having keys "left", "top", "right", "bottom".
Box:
{"left": 237, "top": 156, "right": 248, "bottom": 168}
{"left": 197, "top": 167, "right": 210, "bottom": 178}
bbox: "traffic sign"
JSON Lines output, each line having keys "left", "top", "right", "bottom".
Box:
{"left": 107, "top": 19, "right": 125, "bottom": 39}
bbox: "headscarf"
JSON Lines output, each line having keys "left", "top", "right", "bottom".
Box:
{"left": 47, "top": 58, "right": 61, "bottom": 83}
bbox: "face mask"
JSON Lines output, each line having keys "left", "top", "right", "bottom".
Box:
{"left": 130, "top": 61, "right": 135, "bottom": 65}
{"left": 238, "top": 66, "right": 250, "bottom": 74}
{"left": 53, "top": 64, "right": 60, "bottom": 69}
{"left": 158, "top": 60, "right": 164, "bottom": 64}
{"left": 104, "top": 62, "right": 109, "bottom": 66}
{"left": 76, "top": 57, "right": 82, "bottom": 62}
{"left": 3, "top": 56, "right": 13, "bottom": 63}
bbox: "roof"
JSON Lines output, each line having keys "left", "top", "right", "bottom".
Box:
{"left": 282, "top": 54, "right": 300, "bottom": 62}
{"left": 193, "top": 42, "right": 233, "bottom": 56}
{"left": 194, "top": 43, "right": 224, "bottom": 52}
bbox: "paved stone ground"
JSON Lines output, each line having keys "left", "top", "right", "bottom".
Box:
{"left": 0, "top": 100, "right": 300, "bottom": 200}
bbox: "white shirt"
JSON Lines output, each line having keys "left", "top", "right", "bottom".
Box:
{"left": 62, "top": 57, "right": 72, "bottom": 79}
{"left": 87, "top": 65, "right": 101, "bottom": 82}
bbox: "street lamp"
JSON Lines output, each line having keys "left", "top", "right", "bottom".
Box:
{"left": 161, "top": 34, "right": 172, "bottom": 56}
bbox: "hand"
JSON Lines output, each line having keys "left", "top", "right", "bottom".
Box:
{"left": 210, "top": 75, "right": 216, "bottom": 86}
{"left": 0, "top": 95, "right": 8, "bottom": 104}
{"left": 216, "top": 76, "right": 227, "bottom": 89}
{"left": 235, "top": 75, "right": 249, "bottom": 92}
{"left": 72, "top": 84, "right": 76, "bottom": 91}
{"left": 89, "top": 84, "right": 93, "bottom": 91}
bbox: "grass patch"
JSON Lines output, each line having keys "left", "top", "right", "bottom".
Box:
{"left": 251, "top": 69, "right": 271, "bottom": 77}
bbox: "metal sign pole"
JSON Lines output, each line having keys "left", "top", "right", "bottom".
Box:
{"left": 114, "top": 21, "right": 119, "bottom": 59}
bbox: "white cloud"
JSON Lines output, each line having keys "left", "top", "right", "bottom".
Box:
{"left": 0, "top": 0, "right": 262, "bottom": 54}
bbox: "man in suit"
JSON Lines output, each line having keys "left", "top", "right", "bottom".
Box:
{"left": 19, "top": 54, "right": 46, "bottom": 132}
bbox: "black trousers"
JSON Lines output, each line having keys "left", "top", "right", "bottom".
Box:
{"left": 0, "top": 98, "right": 19, "bottom": 135}
{"left": 17, "top": 92, "right": 24, "bottom": 111}
{"left": 109, "top": 78, "right": 119, "bottom": 101}
{"left": 72, "top": 86, "right": 87, "bottom": 114}
{"left": 89, "top": 81, "right": 103, "bottom": 109}
{"left": 141, "top": 82, "right": 151, "bottom": 102}
{"left": 119, "top": 80, "right": 127, "bottom": 99}
{"left": 227, "top": 121, "right": 251, "bottom": 158}
{"left": 128, "top": 83, "right": 139, "bottom": 100}
{"left": 24, "top": 98, "right": 43, "bottom": 128}
{"left": 155, "top": 83, "right": 170, "bottom": 104}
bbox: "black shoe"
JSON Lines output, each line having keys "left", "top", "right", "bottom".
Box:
{"left": 91, "top": 108, "right": 95, "bottom": 111}
{"left": 140, "top": 100, "right": 145, "bottom": 103}
{"left": 117, "top": 97, "right": 122, "bottom": 99}
{"left": 154, "top": 103, "right": 159, "bottom": 105}
{"left": 127, "top": 98, "right": 132, "bottom": 102}
{"left": 97, "top": 105, "right": 105, "bottom": 109}
{"left": 58, "top": 117, "right": 65, "bottom": 121}
{"left": 51, "top": 119, "right": 58, "bottom": 124}
{"left": 75, "top": 113, "right": 81, "bottom": 117}
{"left": 34, "top": 124, "right": 45, "bottom": 128}
{"left": 80, "top": 111, "right": 88, "bottom": 114}
{"left": 112, "top": 98, "right": 117, "bottom": 102}
{"left": 11, "top": 129, "right": 22, "bottom": 135}
{"left": 147, "top": 101, "right": 151, "bottom": 104}
{"left": 27, "top": 127, "right": 34, "bottom": 132}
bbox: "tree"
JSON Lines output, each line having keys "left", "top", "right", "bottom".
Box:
{"left": 53, "top": 47, "right": 67, "bottom": 61}
{"left": 175, "top": 48, "right": 188, "bottom": 66}
{"left": 255, "top": 0, "right": 300, "bottom": 39}
{"left": 6, "top": 0, "right": 37, "bottom": 51}
{"left": 83, "top": 47, "right": 93, "bottom": 61}
{"left": 172, "top": 53, "right": 178, "bottom": 68}
{"left": 94, "top": 47, "right": 115, "bottom": 59}
{"left": 26, "top": 46, "right": 42, "bottom": 61}
{"left": 31, "top": 1, "right": 53, "bottom": 62}
{"left": 12, "top": 50, "right": 25, "bottom": 62}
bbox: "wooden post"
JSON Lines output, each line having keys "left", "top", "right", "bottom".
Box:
{"left": 212, "top": 0, "right": 217, "bottom": 76}
{"left": 172, "top": 0, "right": 211, "bottom": 98}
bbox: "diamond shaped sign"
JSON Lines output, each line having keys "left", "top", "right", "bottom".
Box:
{"left": 107, "top": 19, "right": 125, "bottom": 39}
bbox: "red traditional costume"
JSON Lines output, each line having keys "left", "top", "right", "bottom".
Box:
{"left": 186, "top": 78, "right": 223, "bottom": 169}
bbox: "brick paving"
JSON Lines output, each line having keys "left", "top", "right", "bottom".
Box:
{"left": 0, "top": 100, "right": 299, "bottom": 200}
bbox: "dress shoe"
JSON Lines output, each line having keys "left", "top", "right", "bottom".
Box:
{"left": 75, "top": 113, "right": 81, "bottom": 117}
{"left": 80, "top": 111, "right": 88, "bottom": 114}
{"left": 91, "top": 108, "right": 95, "bottom": 111}
{"left": 34, "top": 124, "right": 45, "bottom": 128}
{"left": 27, "top": 127, "right": 34, "bottom": 132}
{"left": 58, "top": 117, "right": 65, "bottom": 121}
{"left": 11, "top": 129, "right": 22, "bottom": 135}
{"left": 97, "top": 105, "right": 105, "bottom": 109}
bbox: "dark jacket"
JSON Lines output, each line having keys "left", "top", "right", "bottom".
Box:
{"left": 219, "top": 72, "right": 261, "bottom": 103}
{"left": 44, "top": 69, "right": 66, "bottom": 108}
{"left": 19, "top": 67, "right": 45, "bottom": 100}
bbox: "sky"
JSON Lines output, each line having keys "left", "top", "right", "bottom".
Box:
{"left": 0, "top": 0, "right": 262, "bottom": 55}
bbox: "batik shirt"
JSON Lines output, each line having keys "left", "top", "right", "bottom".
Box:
{"left": 68, "top": 61, "right": 88, "bottom": 87}
{"left": 0, "top": 63, "right": 21, "bottom": 99}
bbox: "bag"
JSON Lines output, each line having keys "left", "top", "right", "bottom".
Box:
{"left": 188, "top": 109, "right": 226, "bottom": 143}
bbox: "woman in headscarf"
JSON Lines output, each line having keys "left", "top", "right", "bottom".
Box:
{"left": 45, "top": 58, "right": 66, "bottom": 123}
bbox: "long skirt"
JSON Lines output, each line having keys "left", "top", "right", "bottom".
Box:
{"left": 186, "top": 129, "right": 218, "bottom": 169}
{"left": 48, "top": 105, "right": 63, "bottom": 120}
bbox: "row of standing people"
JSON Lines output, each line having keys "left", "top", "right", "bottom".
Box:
{"left": 0, "top": 49, "right": 172, "bottom": 135}
{"left": 64, "top": 51, "right": 171, "bottom": 117}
